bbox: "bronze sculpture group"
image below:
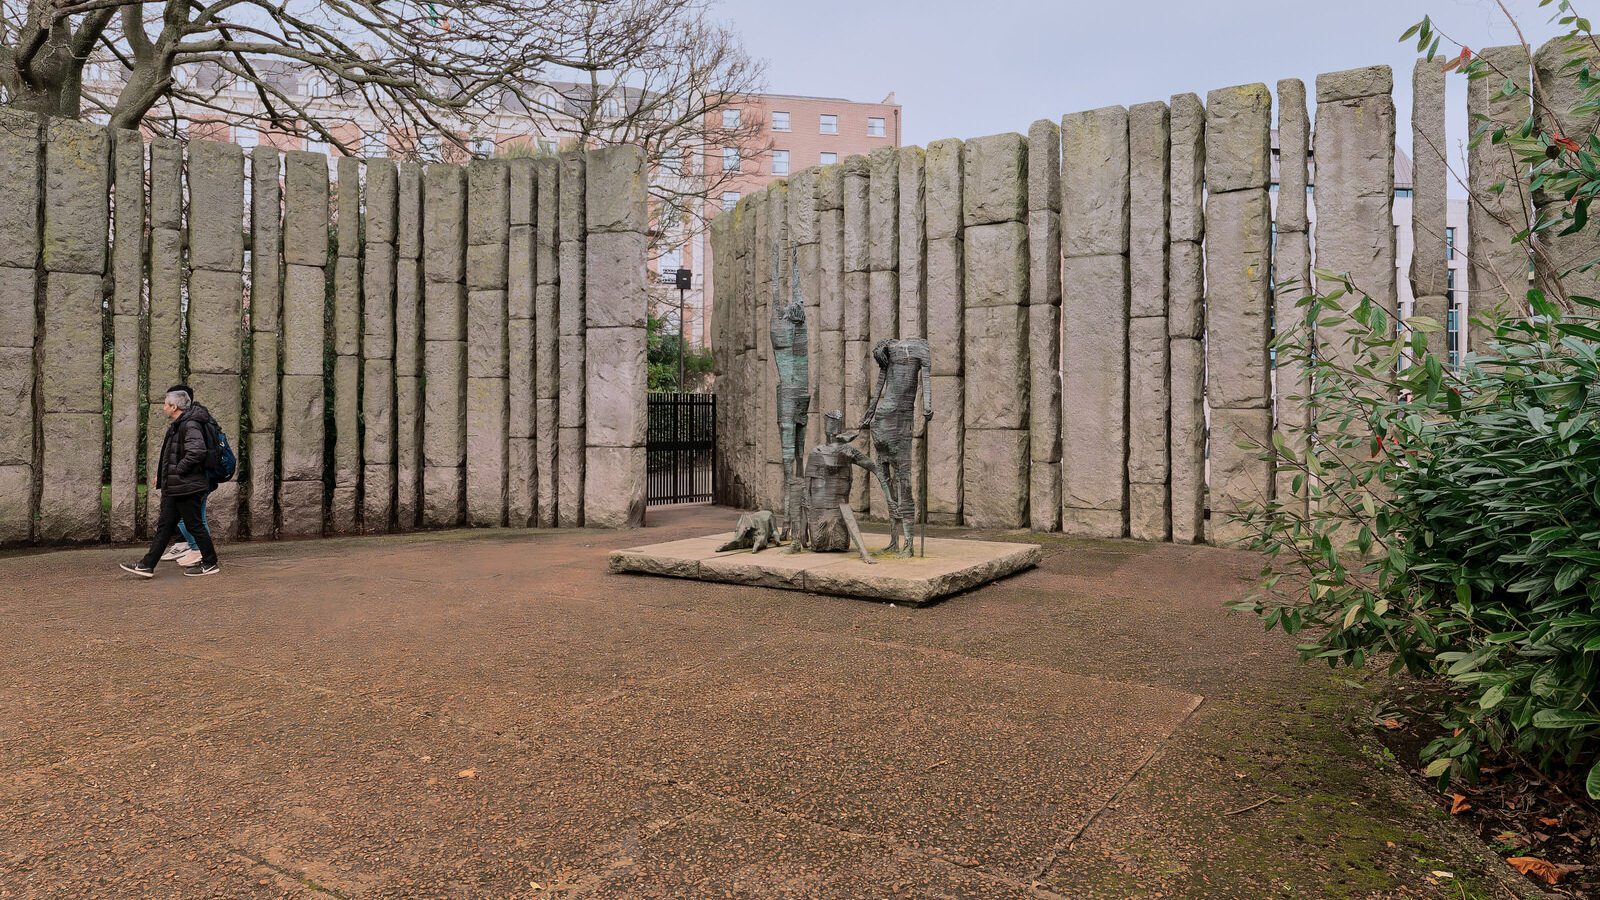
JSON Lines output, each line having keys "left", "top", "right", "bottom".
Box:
{"left": 740, "top": 244, "right": 933, "bottom": 562}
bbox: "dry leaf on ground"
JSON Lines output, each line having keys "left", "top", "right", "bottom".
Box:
{"left": 1506, "top": 856, "right": 1578, "bottom": 886}
{"left": 1449, "top": 794, "right": 1472, "bottom": 815}
{"left": 457, "top": 768, "right": 477, "bottom": 779}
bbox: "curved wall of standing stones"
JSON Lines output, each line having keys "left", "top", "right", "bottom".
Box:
{"left": 0, "top": 111, "right": 650, "bottom": 545}
{"left": 712, "top": 50, "right": 1546, "bottom": 544}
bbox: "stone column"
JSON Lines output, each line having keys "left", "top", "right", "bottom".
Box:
{"left": 331, "top": 157, "right": 363, "bottom": 532}
{"left": 39, "top": 119, "right": 109, "bottom": 542}
{"left": 0, "top": 109, "right": 41, "bottom": 543}
{"left": 507, "top": 158, "right": 537, "bottom": 527}
{"left": 146, "top": 138, "right": 185, "bottom": 535}
{"left": 710, "top": 210, "right": 734, "bottom": 504}
{"left": 1466, "top": 46, "right": 1531, "bottom": 352}
{"left": 534, "top": 157, "right": 560, "bottom": 526}
{"left": 961, "top": 132, "right": 1029, "bottom": 529}
{"left": 280, "top": 150, "right": 330, "bottom": 536}
{"left": 818, "top": 165, "right": 846, "bottom": 427}
{"left": 248, "top": 146, "right": 283, "bottom": 539}
{"left": 898, "top": 148, "right": 927, "bottom": 339}
{"left": 108, "top": 131, "right": 144, "bottom": 542}
{"left": 1410, "top": 60, "right": 1451, "bottom": 362}
{"left": 423, "top": 163, "right": 467, "bottom": 526}
{"left": 758, "top": 185, "right": 781, "bottom": 515}
{"left": 841, "top": 156, "right": 873, "bottom": 513}
{"left": 790, "top": 166, "right": 822, "bottom": 452}
{"left": 1534, "top": 38, "right": 1600, "bottom": 304}
{"left": 868, "top": 148, "right": 900, "bottom": 363}
{"left": 363, "top": 159, "right": 399, "bottom": 532}
{"left": 1274, "top": 80, "right": 1313, "bottom": 516}
{"left": 1061, "top": 107, "right": 1130, "bottom": 537}
{"left": 1027, "top": 121, "right": 1062, "bottom": 533}
{"left": 1169, "top": 93, "right": 1206, "bottom": 545}
{"left": 924, "top": 139, "right": 964, "bottom": 525}
{"left": 556, "top": 151, "right": 586, "bottom": 526}
{"left": 1127, "top": 102, "right": 1170, "bottom": 541}
{"left": 466, "top": 159, "right": 510, "bottom": 527}
{"left": 1204, "top": 83, "right": 1274, "bottom": 546}
{"left": 395, "top": 161, "right": 424, "bottom": 529}
{"left": 583, "top": 144, "right": 649, "bottom": 527}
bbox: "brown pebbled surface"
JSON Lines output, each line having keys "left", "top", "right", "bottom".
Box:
{"left": 0, "top": 505, "right": 1540, "bottom": 898}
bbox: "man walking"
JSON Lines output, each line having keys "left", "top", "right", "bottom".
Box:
{"left": 155, "top": 384, "right": 214, "bottom": 567}
{"left": 121, "top": 389, "right": 222, "bottom": 577}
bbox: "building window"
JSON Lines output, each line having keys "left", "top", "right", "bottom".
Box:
{"left": 539, "top": 91, "right": 560, "bottom": 111}
{"left": 721, "top": 191, "right": 740, "bottom": 211}
{"left": 772, "top": 111, "right": 790, "bottom": 132}
{"left": 1446, "top": 227, "right": 1456, "bottom": 260}
{"left": 723, "top": 108, "right": 741, "bottom": 129}
{"left": 538, "top": 138, "right": 557, "bottom": 154}
{"left": 418, "top": 134, "right": 442, "bottom": 162}
{"left": 819, "top": 114, "right": 838, "bottom": 134}
{"left": 820, "top": 151, "right": 837, "bottom": 165}
{"left": 306, "top": 136, "right": 329, "bottom": 155}
{"left": 470, "top": 136, "right": 495, "bottom": 158}
{"left": 659, "top": 246, "right": 683, "bottom": 282}
{"left": 867, "top": 116, "right": 886, "bottom": 137}
{"left": 771, "top": 150, "right": 789, "bottom": 176}
{"left": 1394, "top": 187, "right": 1414, "bottom": 198}
{"left": 661, "top": 146, "right": 682, "bottom": 174}
{"left": 722, "top": 147, "right": 740, "bottom": 173}
{"left": 236, "top": 127, "right": 258, "bottom": 149}
{"left": 363, "top": 132, "right": 388, "bottom": 158}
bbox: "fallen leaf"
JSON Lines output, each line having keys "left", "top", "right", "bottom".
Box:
{"left": 1538, "top": 816, "right": 1560, "bottom": 827}
{"left": 1430, "top": 870, "right": 1454, "bottom": 879}
{"left": 1450, "top": 794, "right": 1472, "bottom": 815}
{"left": 1381, "top": 718, "right": 1404, "bottom": 730}
{"left": 426, "top": 777, "right": 439, "bottom": 786}
{"left": 457, "top": 768, "right": 477, "bottom": 779}
{"left": 1506, "top": 856, "right": 1577, "bottom": 886}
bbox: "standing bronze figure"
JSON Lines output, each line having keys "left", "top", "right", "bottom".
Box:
{"left": 771, "top": 244, "right": 809, "bottom": 541}
{"left": 861, "top": 338, "right": 933, "bottom": 558}
{"left": 787, "top": 411, "right": 892, "bottom": 563}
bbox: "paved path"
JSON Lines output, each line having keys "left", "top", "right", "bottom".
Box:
{"left": 0, "top": 506, "right": 1535, "bottom": 898}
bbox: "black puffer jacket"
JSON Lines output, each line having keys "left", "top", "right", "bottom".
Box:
{"left": 156, "top": 403, "right": 214, "bottom": 497}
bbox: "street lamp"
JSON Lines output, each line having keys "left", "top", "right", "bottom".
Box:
{"left": 674, "top": 267, "right": 693, "bottom": 392}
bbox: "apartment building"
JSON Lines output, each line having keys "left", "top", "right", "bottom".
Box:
{"left": 683, "top": 92, "right": 902, "bottom": 348}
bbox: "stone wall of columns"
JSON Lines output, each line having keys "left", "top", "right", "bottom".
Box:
{"left": 712, "top": 51, "right": 1540, "bottom": 544}
{"left": 0, "top": 109, "right": 648, "bottom": 545}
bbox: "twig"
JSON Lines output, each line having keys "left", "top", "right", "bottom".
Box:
{"left": 1224, "top": 797, "right": 1278, "bottom": 816}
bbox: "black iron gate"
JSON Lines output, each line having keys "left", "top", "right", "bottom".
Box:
{"left": 646, "top": 393, "right": 716, "bottom": 505}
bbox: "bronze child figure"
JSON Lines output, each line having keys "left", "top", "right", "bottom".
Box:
{"left": 787, "top": 410, "right": 893, "bottom": 563}
{"left": 860, "top": 338, "right": 933, "bottom": 558}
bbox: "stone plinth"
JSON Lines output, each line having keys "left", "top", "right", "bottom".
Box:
{"left": 609, "top": 533, "right": 1040, "bottom": 606}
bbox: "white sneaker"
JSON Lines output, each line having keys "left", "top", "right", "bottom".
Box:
{"left": 176, "top": 549, "right": 203, "bottom": 567}
{"left": 161, "top": 542, "right": 191, "bottom": 562}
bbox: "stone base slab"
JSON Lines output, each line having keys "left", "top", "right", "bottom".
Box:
{"left": 609, "top": 533, "right": 1040, "bottom": 606}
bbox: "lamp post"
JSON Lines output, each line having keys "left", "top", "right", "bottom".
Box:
{"left": 674, "top": 267, "right": 693, "bottom": 392}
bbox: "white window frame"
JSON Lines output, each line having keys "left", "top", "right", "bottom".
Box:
{"left": 236, "top": 126, "right": 259, "bottom": 149}
{"left": 722, "top": 147, "right": 740, "bottom": 173}
{"left": 363, "top": 132, "right": 388, "bottom": 158}
{"left": 771, "top": 149, "right": 789, "bottom": 176}
{"left": 723, "top": 108, "right": 741, "bottom": 128}
{"left": 418, "top": 134, "right": 443, "bottom": 162}
{"left": 819, "top": 152, "right": 837, "bottom": 165}
{"left": 819, "top": 114, "right": 838, "bottom": 135}
{"left": 867, "top": 116, "right": 885, "bottom": 137}
{"left": 771, "top": 111, "right": 790, "bottom": 132}
{"left": 721, "top": 191, "right": 740, "bottom": 211}
{"left": 470, "top": 136, "right": 495, "bottom": 158}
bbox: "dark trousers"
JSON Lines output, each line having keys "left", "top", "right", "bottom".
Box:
{"left": 141, "top": 492, "right": 218, "bottom": 568}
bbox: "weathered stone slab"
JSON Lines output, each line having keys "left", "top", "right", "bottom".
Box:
{"left": 1410, "top": 57, "right": 1450, "bottom": 360}
{"left": 466, "top": 242, "right": 508, "bottom": 293}
{"left": 467, "top": 159, "right": 510, "bottom": 251}
{"left": 0, "top": 345, "right": 34, "bottom": 466}
{"left": 1061, "top": 253, "right": 1129, "bottom": 529}
{"left": 0, "top": 108, "right": 41, "bottom": 269}
{"left": 1061, "top": 106, "right": 1130, "bottom": 257}
{"left": 0, "top": 464, "right": 30, "bottom": 543}
{"left": 843, "top": 156, "right": 870, "bottom": 272}
{"left": 185, "top": 268, "right": 243, "bottom": 375}
{"left": 536, "top": 284, "right": 559, "bottom": 398}
{"left": 424, "top": 164, "right": 466, "bottom": 283}
{"left": 558, "top": 151, "right": 585, "bottom": 246}
{"left": 396, "top": 375, "right": 423, "bottom": 528}
{"left": 925, "top": 139, "right": 964, "bottom": 241}
{"left": 1534, "top": 38, "right": 1600, "bottom": 304}
{"left": 844, "top": 271, "right": 870, "bottom": 342}
{"left": 283, "top": 267, "right": 327, "bottom": 376}
{"left": 466, "top": 375, "right": 508, "bottom": 527}
{"left": 559, "top": 240, "right": 585, "bottom": 335}
{"left": 424, "top": 340, "right": 467, "bottom": 466}
{"left": 112, "top": 131, "right": 145, "bottom": 319}
{"left": 535, "top": 397, "right": 559, "bottom": 527}
{"left": 1127, "top": 315, "right": 1170, "bottom": 485}
{"left": 584, "top": 326, "right": 646, "bottom": 448}
{"left": 867, "top": 149, "right": 898, "bottom": 270}
{"left": 1466, "top": 46, "right": 1531, "bottom": 351}
{"left": 1316, "top": 64, "right": 1391, "bottom": 102}
{"left": 1169, "top": 241, "right": 1204, "bottom": 340}
{"left": 585, "top": 230, "right": 648, "bottom": 328}
{"left": 820, "top": 208, "right": 845, "bottom": 332}
{"left": 0, "top": 267, "right": 33, "bottom": 348}
{"left": 557, "top": 425, "right": 585, "bottom": 527}
{"left": 42, "top": 119, "right": 109, "bottom": 275}
{"left": 422, "top": 464, "right": 463, "bottom": 527}
{"left": 963, "top": 303, "right": 1028, "bottom": 430}
{"left": 467, "top": 289, "right": 508, "bottom": 378}
{"left": 611, "top": 533, "right": 1039, "bottom": 605}
{"left": 585, "top": 145, "right": 647, "bottom": 234}
{"left": 362, "top": 464, "right": 395, "bottom": 533}
{"left": 247, "top": 437, "right": 277, "bottom": 539}
{"left": 398, "top": 161, "right": 424, "bottom": 260}
{"left": 277, "top": 478, "right": 324, "bottom": 537}
{"left": 926, "top": 238, "right": 964, "bottom": 374}
{"left": 963, "top": 221, "right": 1028, "bottom": 308}
{"left": 507, "top": 436, "right": 535, "bottom": 528}
{"left": 425, "top": 281, "right": 467, "bottom": 343}
{"left": 330, "top": 352, "right": 360, "bottom": 531}
{"left": 284, "top": 150, "right": 329, "bottom": 267}
{"left": 558, "top": 331, "right": 586, "bottom": 425}
{"left": 1208, "top": 405, "right": 1273, "bottom": 546}
{"left": 336, "top": 157, "right": 361, "bottom": 258}
{"left": 509, "top": 225, "right": 534, "bottom": 320}
{"left": 41, "top": 272, "right": 104, "bottom": 413}
{"left": 278, "top": 374, "right": 325, "bottom": 481}
{"left": 869, "top": 268, "right": 899, "bottom": 343}
{"left": 535, "top": 158, "right": 560, "bottom": 282}
{"left": 898, "top": 147, "right": 926, "bottom": 337}
{"left": 331, "top": 255, "right": 362, "bottom": 356}
{"left": 396, "top": 260, "right": 422, "bottom": 376}
{"left": 926, "top": 373, "right": 963, "bottom": 524}
{"left": 1128, "top": 101, "right": 1169, "bottom": 318}
{"left": 38, "top": 411, "right": 102, "bottom": 542}
{"left": 508, "top": 320, "right": 535, "bottom": 440}
{"left": 149, "top": 137, "right": 182, "bottom": 230}
{"left": 1028, "top": 303, "right": 1062, "bottom": 468}
{"left": 1028, "top": 119, "right": 1061, "bottom": 213}
{"left": 962, "top": 133, "right": 1027, "bottom": 227}
{"left": 1128, "top": 482, "right": 1170, "bottom": 543}
{"left": 961, "top": 429, "right": 1028, "bottom": 529}
{"left": 363, "top": 357, "right": 396, "bottom": 464}
{"left": 817, "top": 163, "right": 844, "bottom": 211}
{"left": 363, "top": 244, "right": 397, "bottom": 359}
{"left": 1203, "top": 188, "right": 1272, "bottom": 407}
{"left": 583, "top": 444, "right": 645, "bottom": 528}
{"left": 1027, "top": 210, "right": 1060, "bottom": 308}
{"left": 1169, "top": 93, "right": 1205, "bottom": 246}
{"left": 1203, "top": 83, "right": 1272, "bottom": 193}
{"left": 509, "top": 157, "right": 535, "bottom": 228}
{"left": 365, "top": 158, "right": 398, "bottom": 245}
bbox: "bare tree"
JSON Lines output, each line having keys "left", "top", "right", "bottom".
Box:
{"left": 0, "top": 0, "right": 764, "bottom": 175}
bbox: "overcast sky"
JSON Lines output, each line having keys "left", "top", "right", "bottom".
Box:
{"left": 715, "top": 0, "right": 1566, "bottom": 171}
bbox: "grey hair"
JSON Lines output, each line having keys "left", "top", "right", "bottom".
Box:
{"left": 164, "top": 390, "right": 192, "bottom": 410}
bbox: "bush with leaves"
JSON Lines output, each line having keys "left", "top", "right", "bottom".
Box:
{"left": 1235, "top": 6, "right": 1600, "bottom": 802}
